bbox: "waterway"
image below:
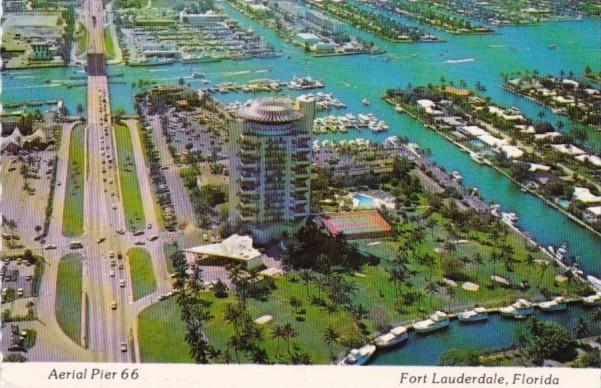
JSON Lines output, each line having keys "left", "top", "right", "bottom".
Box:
{"left": 2, "top": 3, "right": 600, "bottom": 365}
{"left": 371, "top": 305, "right": 601, "bottom": 365}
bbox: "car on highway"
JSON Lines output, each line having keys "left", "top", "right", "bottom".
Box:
{"left": 148, "top": 235, "right": 159, "bottom": 241}
{"left": 119, "top": 279, "right": 125, "bottom": 288}
{"left": 110, "top": 259, "right": 116, "bottom": 267}
{"left": 109, "top": 251, "right": 115, "bottom": 258}
{"left": 17, "top": 288, "right": 24, "bottom": 297}
{"left": 116, "top": 228, "right": 126, "bottom": 235}
{"left": 1, "top": 288, "right": 7, "bottom": 298}
{"left": 133, "top": 230, "right": 144, "bottom": 236}
{"left": 112, "top": 203, "right": 117, "bottom": 209}
{"left": 117, "top": 253, "right": 123, "bottom": 260}
{"left": 110, "top": 270, "right": 115, "bottom": 277}
{"left": 118, "top": 263, "right": 124, "bottom": 270}
{"left": 111, "top": 301, "right": 117, "bottom": 310}
{"left": 44, "top": 244, "right": 57, "bottom": 250}
{"left": 26, "top": 275, "right": 32, "bottom": 281}
{"left": 147, "top": 223, "right": 152, "bottom": 229}
{"left": 120, "top": 342, "right": 127, "bottom": 352}
{"left": 97, "top": 237, "right": 105, "bottom": 244}
{"left": 135, "top": 241, "right": 145, "bottom": 246}
{"left": 69, "top": 241, "right": 83, "bottom": 249}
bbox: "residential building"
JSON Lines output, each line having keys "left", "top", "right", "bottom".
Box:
{"left": 228, "top": 96, "right": 315, "bottom": 243}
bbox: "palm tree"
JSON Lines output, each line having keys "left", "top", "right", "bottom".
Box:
{"left": 323, "top": 325, "right": 339, "bottom": 359}
{"left": 526, "top": 254, "right": 536, "bottom": 278}
{"left": 270, "top": 324, "right": 286, "bottom": 358}
{"left": 575, "top": 317, "right": 589, "bottom": 338}
{"left": 281, "top": 323, "right": 298, "bottom": 355}
{"left": 299, "top": 269, "right": 313, "bottom": 297}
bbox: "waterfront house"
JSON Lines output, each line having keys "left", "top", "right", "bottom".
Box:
{"left": 584, "top": 206, "right": 601, "bottom": 224}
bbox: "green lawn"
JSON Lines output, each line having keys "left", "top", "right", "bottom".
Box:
{"left": 103, "top": 27, "right": 115, "bottom": 59}
{"left": 127, "top": 247, "right": 156, "bottom": 300}
{"left": 76, "top": 23, "right": 88, "bottom": 55}
{"left": 114, "top": 123, "right": 146, "bottom": 231}
{"left": 163, "top": 242, "right": 177, "bottom": 274}
{"left": 56, "top": 253, "right": 82, "bottom": 345}
{"left": 62, "top": 124, "right": 85, "bottom": 237}
{"left": 137, "top": 297, "right": 193, "bottom": 362}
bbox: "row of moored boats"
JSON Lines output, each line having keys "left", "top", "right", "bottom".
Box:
{"left": 338, "top": 294, "right": 601, "bottom": 365}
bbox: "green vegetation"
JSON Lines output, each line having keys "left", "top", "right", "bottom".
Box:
{"left": 103, "top": 28, "right": 115, "bottom": 59}
{"left": 127, "top": 248, "right": 157, "bottom": 301}
{"left": 56, "top": 253, "right": 83, "bottom": 344}
{"left": 164, "top": 241, "right": 178, "bottom": 274}
{"left": 23, "top": 328, "right": 37, "bottom": 349}
{"left": 138, "top": 297, "right": 193, "bottom": 362}
{"left": 114, "top": 123, "right": 146, "bottom": 231}
{"left": 62, "top": 124, "right": 85, "bottom": 237}
{"left": 76, "top": 23, "right": 88, "bottom": 55}
{"left": 518, "top": 318, "right": 578, "bottom": 364}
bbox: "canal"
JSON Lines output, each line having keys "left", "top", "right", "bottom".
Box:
{"left": 2, "top": 2, "right": 600, "bottom": 366}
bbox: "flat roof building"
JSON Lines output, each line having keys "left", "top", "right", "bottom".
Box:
{"left": 184, "top": 234, "right": 265, "bottom": 270}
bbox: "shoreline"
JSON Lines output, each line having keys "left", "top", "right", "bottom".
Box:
{"left": 383, "top": 97, "right": 601, "bottom": 241}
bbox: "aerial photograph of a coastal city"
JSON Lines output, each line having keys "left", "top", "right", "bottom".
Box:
{"left": 1, "top": 0, "right": 601, "bottom": 371}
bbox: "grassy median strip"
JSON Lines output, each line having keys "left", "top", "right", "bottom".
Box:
{"left": 138, "top": 297, "right": 193, "bottom": 362}
{"left": 114, "top": 123, "right": 146, "bottom": 231}
{"left": 127, "top": 247, "right": 156, "bottom": 301}
{"left": 62, "top": 124, "right": 84, "bottom": 237}
{"left": 56, "top": 253, "right": 82, "bottom": 345}
{"left": 103, "top": 28, "right": 115, "bottom": 59}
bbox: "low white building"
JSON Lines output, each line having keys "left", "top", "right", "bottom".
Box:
{"left": 584, "top": 206, "right": 601, "bottom": 224}
{"left": 573, "top": 187, "right": 601, "bottom": 205}
{"left": 184, "top": 234, "right": 265, "bottom": 270}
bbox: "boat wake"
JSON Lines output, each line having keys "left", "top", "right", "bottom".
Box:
{"left": 444, "top": 58, "right": 475, "bottom": 64}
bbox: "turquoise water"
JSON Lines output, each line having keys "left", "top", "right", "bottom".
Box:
{"left": 370, "top": 305, "right": 601, "bottom": 365}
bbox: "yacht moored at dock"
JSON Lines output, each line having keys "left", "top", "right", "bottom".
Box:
{"left": 374, "top": 325, "right": 408, "bottom": 349}
{"left": 583, "top": 292, "right": 601, "bottom": 307}
{"left": 538, "top": 297, "right": 567, "bottom": 312}
{"left": 338, "top": 344, "right": 377, "bottom": 365}
{"left": 458, "top": 307, "right": 488, "bottom": 323}
{"left": 500, "top": 299, "right": 534, "bottom": 319}
{"left": 413, "top": 311, "right": 450, "bottom": 333}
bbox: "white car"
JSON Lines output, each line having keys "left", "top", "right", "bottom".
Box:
{"left": 119, "top": 279, "right": 125, "bottom": 288}
{"left": 44, "top": 244, "right": 57, "bottom": 250}
{"left": 110, "top": 270, "right": 115, "bottom": 277}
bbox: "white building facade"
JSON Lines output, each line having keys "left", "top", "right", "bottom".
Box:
{"left": 229, "top": 96, "right": 315, "bottom": 243}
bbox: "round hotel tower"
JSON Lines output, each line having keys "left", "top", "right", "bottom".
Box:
{"left": 228, "top": 96, "right": 315, "bottom": 243}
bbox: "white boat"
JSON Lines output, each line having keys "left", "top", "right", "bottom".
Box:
{"left": 583, "top": 292, "right": 601, "bottom": 307}
{"left": 361, "top": 98, "right": 370, "bottom": 105}
{"left": 374, "top": 325, "right": 408, "bottom": 349}
{"left": 500, "top": 299, "right": 534, "bottom": 318}
{"left": 338, "top": 344, "right": 376, "bottom": 366}
{"left": 413, "top": 311, "right": 450, "bottom": 333}
{"left": 587, "top": 276, "right": 601, "bottom": 292}
{"left": 458, "top": 307, "right": 488, "bottom": 323}
{"left": 538, "top": 297, "right": 567, "bottom": 312}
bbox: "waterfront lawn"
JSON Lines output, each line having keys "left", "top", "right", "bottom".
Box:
{"left": 62, "top": 124, "right": 85, "bottom": 237}
{"left": 114, "top": 124, "right": 146, "bottom": 231}
{"left": 127, "top": 247, "right": 156, "bottom": 301}
{"left": 103, "top": 28, "right": 115, "bottom": 59}
{"left": 137, "top": 297, "right": 193, "bottom": 362}
{"left": 56, "top": 253, "right": 82, "bottom": 345}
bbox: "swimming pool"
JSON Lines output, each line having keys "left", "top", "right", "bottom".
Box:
{"left": 353, "top": 193, "right": 378, "bottom": 208}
